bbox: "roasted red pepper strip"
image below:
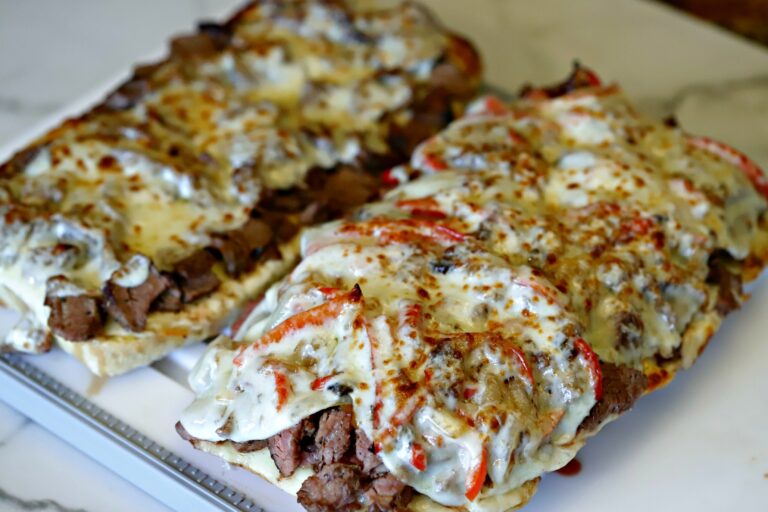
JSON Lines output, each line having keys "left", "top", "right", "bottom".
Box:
{"left": 317, "top": 286, "right": 342, "bottom": 297}
{"left": 274, "top": 371, "right": 290, "bottom": 411}
{"left": 465, "top": 446, "right": 488, "bottom": 501}
{"left": 504, "top": 342, "right": 534, "bottom": 388}
{"left": 686, "top": 135, "right": 768, "bottom": 200}
{"left": 341, "top": 218, "right": 466, "bottom": 245}
{"left": 482, "top": 96, "right": 511, "bottom": 116}
{"left": 381, "top": 168, "right": 401, "bottom": 187}
{"left": 411, "top": 443, "right": 427, "bottom": 471}
{"left": 233, "top": 285, "right": 362, "bottom": 366}
{"left": 574, "top": 337, "right": 603, "bottom": 400}
{"left": 310, "top": 373, "right": 337, "bottom": 391}
{"left": 577, "top": 66, "right": 602, "bottom": 87}
{"left": 396, "top": 198, "right": 446, "bottom": 219}
{"left": 423, "top": 153, "right": 448, "bottom": 171}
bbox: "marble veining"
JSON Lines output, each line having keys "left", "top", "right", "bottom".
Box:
{"left": 0, "top": 486, "right": 89, "bottom": 512}
{"left": 653, "top": 72, "right": 768, "bottom": 114}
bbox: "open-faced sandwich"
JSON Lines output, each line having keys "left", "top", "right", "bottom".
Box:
{"left": 177, "top": 67, "right": 768, "bottom": 511}
{"left": 0, "top": 0, "right": 481, "bottom": 376}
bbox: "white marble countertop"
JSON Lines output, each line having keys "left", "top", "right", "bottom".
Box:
{"left": 0, "top": 0, "right": 767, "bottom": 511}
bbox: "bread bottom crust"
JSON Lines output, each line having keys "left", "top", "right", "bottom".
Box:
{"left": 57, "top": 238, "right": 300, "bottom": 377}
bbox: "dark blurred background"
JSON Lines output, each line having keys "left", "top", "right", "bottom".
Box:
{"left": 660, "top": 0, "right": 768, "bottom": 46}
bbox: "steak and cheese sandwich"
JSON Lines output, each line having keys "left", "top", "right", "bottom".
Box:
{"left": 0, "top": 0, "right": 480, "bottom": 375}
{"left": 177, "top": 67, "right": 768, "bottom": 511}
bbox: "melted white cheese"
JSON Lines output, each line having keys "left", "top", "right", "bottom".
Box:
{"left": 0, "top": 0, "right": 454, "bottom": 352}
{"left": 182, "top": 83, "right": 768, "bottom": 509}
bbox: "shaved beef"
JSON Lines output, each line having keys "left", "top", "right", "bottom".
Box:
{"left": 355, "top": 429, "right": 386, "bottom": 477}
{"left": 707, "top": 249, "right": 743, "bottom": 315}
{"left": 268, "top": 421, "right": 306, "bottom": 477}
{"left": 364, "top": 474, "right": 414, "bottom": 512}
{"left": 104, "top": 78, "right": 149, "bottom": 110}
{"left": 579, "top": 362, "right": 647, "bottom": 433}
{"left": 321, "top": 168, "right": 379, "bottom": 213}
{"left": 208, "top": 218, "right": 273, "bottom": 276}
{"left": 519, "top": 62, "right": 600, "bottom": 99}
{"left": 153, "top": 276, "right": 183, "bottom": 312}
{"left": 0, "top": 145, "right": 44, "bottom": 178}
{"left": 103, "top": 265, "right": 169, "bottom": 331}
{"left": 232, "top": 439, "right": 268, "bottom": 453}
{"left": 429, "top": 35, "right": 481, "bottom": 99}
{"left": 174, "top": 250, "right": 221, "bottom": 303}
{"left": 316, "top": 408, "right": 354, "bottom": 466}
{"left": 388, "top": 89, "right": 454, "bottom": 158}
{"left": 197, "top": 22, "right": 233, "bottom": 50}
{"left": 44, "top": 277, "right": 103, "bottom": 341}
{"left": 170, "top": 28, "right": 228, "bottom": 58}
{"left": 297, "top": 463, "right": 363, "bottom": 512}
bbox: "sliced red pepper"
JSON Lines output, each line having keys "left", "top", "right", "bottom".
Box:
{"left": 576, "top": 66, "right": 602, "bottom": 87}
{"left": 507, "top": 128, "right": 526, "bottom": 145}
{"left": 342, "top": 218, "right": 466, "bottom": 246}
{"left": 411, "top": 443, "right": 427, "bottom": 471}
{"left": 502, "top": 342, "right": 535, "bottom": 388}
{"left": 395, "top": 198, "right": 446, "bottom": 219}
{"left": 482, "top": 96, "right": 511, "bottom": 116}
{"left": 233, "top": 285, "right": 363, "bottom": 366}
{"left": 230, "top": 298, "right": 261, "bottom": 337}
{"left": 274, "top": 371, "right": 290, "bottom": 411}
{"left": 422, "top": 153, "right": 448, "bottom": 172}
{"left": 686, "top": 135, "right": 768, "bottom": 200}
{"left": 465, "top": 446, "right": 487, "bottom": 501}
{"left": 381, "top": 168, "right": 401, "bottom": 187}
{"left": 574, "top": 337, "right": 603, "bottom": 401}
{"left": 317, "top": 286, "right": 342, "bottom": 297}
{"left": 402, "top": 303, "right": 422, "bottom": 328}
{"left": 310, "top": 373, "right": 337, "bottom": 391}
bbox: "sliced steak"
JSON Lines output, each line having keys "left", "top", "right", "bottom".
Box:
{"left": 520, "top": 62, "right": 601, "bottom": 99}
{"left": 44, "top": 276, "right": 103, "bottom": 341}
{"left": 355, "top": 429, "right": 386, "bottom": 477}
{"left": 364, "top": 473, "right": 414, "bottom": 512}
{"left": 429, "top": 35, "right": 481, "bottom": 99}
{"left": 208, "top": 218, "right": 273, "bottom": 276}
{"left": 321, "top": 168, "right": 379, "bottom": 213}
{"left": 315, "top": 408, "right": 354, "bottom": 467}
{"left": 104, "top": 77, "right": 149, "bottom": 110}
{"left": 232, "top": 439, "right": 268, "bottom": 453}
{"left": 174, "top": 250, "right": 221, "bottom": 303}
{"left": 103, "top": 261, "right": 169, "bottom": 331}
{"left": 579, "top": 362, "right": 647, "bottom": 434}
{"left": 297, "top": 463, "right": 364, "bottom": 512}
{"left": 707, "top": 249, "right": 743, "bottom": 315}
{"left": 388, "top": 89, "right": 454, "bottom": 158}
{"left": 153, "top": 275, "right": 183, "bottom": 312}
{"left": 0, "top": 144, "right": 44, "bottom": 178}
{"left": 268, "top": 421, "right": 305, "bottom": 477}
